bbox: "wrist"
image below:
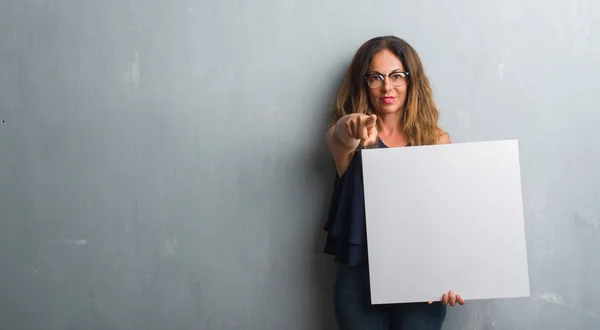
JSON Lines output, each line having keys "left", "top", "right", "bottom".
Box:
{"left": 335, "top": 115, "right": 360, "bottom": 148}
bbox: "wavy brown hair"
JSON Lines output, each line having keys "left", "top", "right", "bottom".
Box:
{"left": 330, "top": 36, "right": 444, "bottom": 146}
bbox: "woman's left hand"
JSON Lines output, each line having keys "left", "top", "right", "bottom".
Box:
{"left": 429, "top": 290, "right": 466, "bottom": 306}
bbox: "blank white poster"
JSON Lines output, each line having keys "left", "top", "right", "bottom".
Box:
{"left": 361, "top": 140, "right": 530, "bottom": 304}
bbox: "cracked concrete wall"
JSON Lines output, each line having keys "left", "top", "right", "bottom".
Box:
{"left": 1, "top": 0, "right": 599, "bottom": 329}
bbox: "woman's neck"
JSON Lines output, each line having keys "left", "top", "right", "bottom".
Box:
{"left": 376, "top": 111, "right": 404, "bottom": 136}
{"left": 376, "top": 110, "right": 408, "bottom": 147}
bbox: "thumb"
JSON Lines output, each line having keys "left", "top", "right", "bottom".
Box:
{"left": 366, "top": 114, "right": 377, "bottom": 128}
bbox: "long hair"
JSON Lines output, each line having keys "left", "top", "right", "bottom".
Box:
{"left": 331, "top": 36, "right": 443, "bottom": 146}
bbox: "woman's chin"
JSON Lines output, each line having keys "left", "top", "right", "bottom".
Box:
{"left": 374, "top": 105, "right": 403, "bottom": 115}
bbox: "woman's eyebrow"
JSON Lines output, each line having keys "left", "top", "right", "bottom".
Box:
{"left": 366, "top": 69, "right": 404, "bottom": 75}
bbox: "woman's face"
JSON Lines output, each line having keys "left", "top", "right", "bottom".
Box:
{"left": 365, "top": 49, "right": 409, "bottom": 115}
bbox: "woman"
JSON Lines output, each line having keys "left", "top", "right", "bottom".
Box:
{"left": 324, "top": 36, "right": 465, "bottom": 330}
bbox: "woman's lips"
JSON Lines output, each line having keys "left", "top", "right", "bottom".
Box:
{"left": 382, "top": 97, "right": 395, "bottom": 104}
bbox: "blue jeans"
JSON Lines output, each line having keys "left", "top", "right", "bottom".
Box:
{"left": 334, "top": 262, "right": 447, "bottom": 330}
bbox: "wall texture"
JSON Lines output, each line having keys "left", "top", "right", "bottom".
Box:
{"left": 1, "top": 0, "right": 599, "bottom": 329}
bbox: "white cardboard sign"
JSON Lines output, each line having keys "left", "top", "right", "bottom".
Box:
{"left": 361, "top": 140, "right": 530, "bottom": 304}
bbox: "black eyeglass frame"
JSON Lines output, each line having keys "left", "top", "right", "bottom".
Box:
{"left": 364, "top": 71, "right": 410, "bottom": 88}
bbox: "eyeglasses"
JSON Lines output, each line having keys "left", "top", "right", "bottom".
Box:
{"left": 364, "top": 71, "right": 409, "bottom": 88}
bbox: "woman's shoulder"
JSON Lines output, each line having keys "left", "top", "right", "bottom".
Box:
{"left": 437, "top": 130, "right": 451, "bottom": 144}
